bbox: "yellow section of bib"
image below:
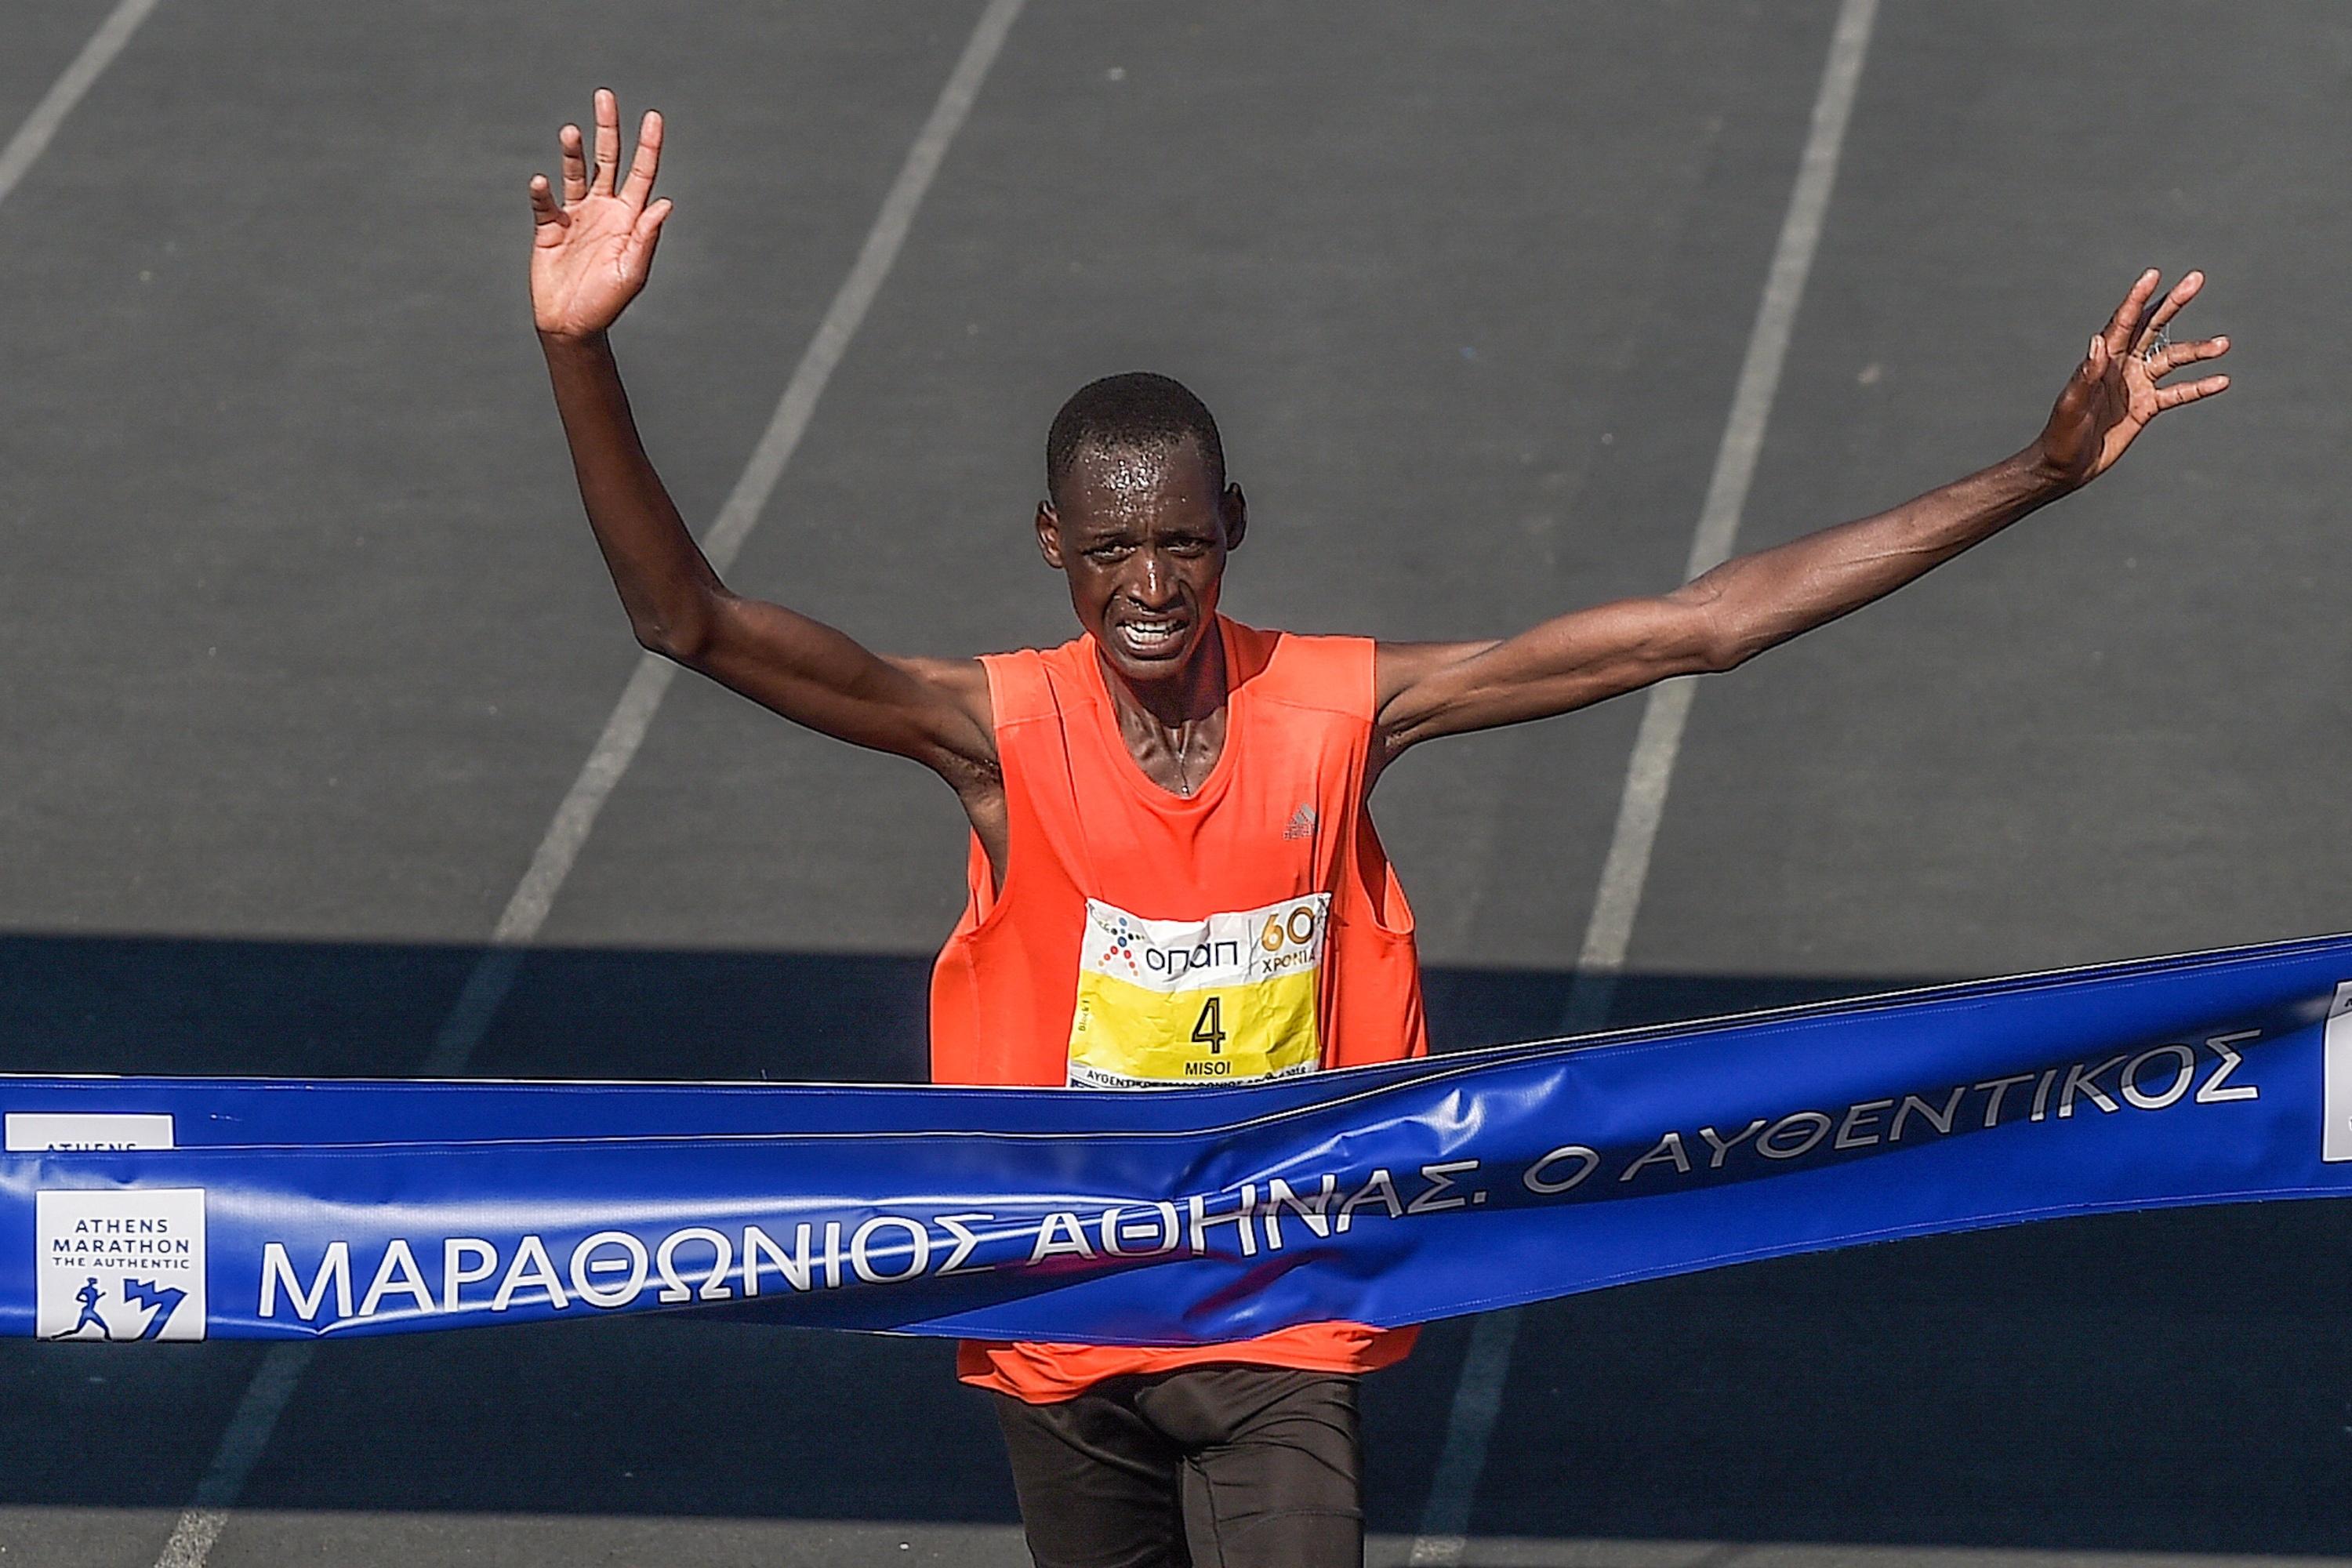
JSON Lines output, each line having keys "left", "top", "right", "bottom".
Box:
{"left": 1068, "top": 969, "right": 1320, "bottom": 1087}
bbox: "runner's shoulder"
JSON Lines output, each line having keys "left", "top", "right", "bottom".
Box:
{"left": 887, "top": 653, "right": 990, "bottom": 699}
{"left": 881, "top": 655, "right": 997, "bottom": 766}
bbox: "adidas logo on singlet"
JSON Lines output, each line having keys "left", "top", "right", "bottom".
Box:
{"left": 1283, "top": 804, "right": 1318, "bottom": 840}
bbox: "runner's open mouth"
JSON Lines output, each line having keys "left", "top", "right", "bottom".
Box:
{"left": 1112, "top": 617, "right": 1191, "bottom": 658}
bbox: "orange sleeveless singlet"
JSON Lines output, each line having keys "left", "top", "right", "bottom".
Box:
{"left": 929, "top": 617, "right": 1428, "bottom": 1403}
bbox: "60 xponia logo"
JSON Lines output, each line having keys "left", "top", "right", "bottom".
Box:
{"left": 36, "top": 1189, "right": 206, "bottom": 1342}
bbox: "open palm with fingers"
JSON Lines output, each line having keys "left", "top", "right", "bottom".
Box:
{"left": 2036, "top": 268, "right": 2230, "bottom": 488}
{"left": 528, "top": 89, "right": 673, "bottom": 339}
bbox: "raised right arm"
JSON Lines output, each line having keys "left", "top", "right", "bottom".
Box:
{"left": 529, "top": 92, "right": 994, "bottom": 783}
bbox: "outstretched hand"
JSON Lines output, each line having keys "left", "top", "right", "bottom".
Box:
{"left": 529, "top": 89, "right": 672, "bottom": 339}
{"left": 2034, "top": 269, "right": 2230, "bottom": 488}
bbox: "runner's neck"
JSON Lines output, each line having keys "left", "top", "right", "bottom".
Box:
{"left": 1093, "top": 623, "right": 1230, "bottom": 798}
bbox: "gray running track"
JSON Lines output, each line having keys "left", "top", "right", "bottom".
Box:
{"left": 1, "top": 2, "right": 2347, "bottom": 1565}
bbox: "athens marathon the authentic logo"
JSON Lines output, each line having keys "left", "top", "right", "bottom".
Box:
{"left": 35, "top": 1189, "right": 207, "bottom": 1342}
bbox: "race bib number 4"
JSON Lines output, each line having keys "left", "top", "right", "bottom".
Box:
{"left": 1069, "top": 895, "right": 1330, "bottom": 1088}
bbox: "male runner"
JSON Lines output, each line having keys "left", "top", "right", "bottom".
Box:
{"left": 526, "top": 91, "right": 2228, "bottom": 1568}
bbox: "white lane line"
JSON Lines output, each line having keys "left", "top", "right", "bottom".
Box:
{"left": 151, "top": 1343, "right": 314, "bottom": 1568}
{"left": 148, "top": 4, "right": 1028, "bottom": 1563}
{"left": 1404, "top": 2, "right": 1880, "bottom": 1562}
{"left": 0, "top": 0, "right": 158, "bottom": 212}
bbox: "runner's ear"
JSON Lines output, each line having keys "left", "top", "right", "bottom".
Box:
{"left": 1036, "top": 500, "right": 1067, "bottom": 569}
{"left": 1221, "top": 483, "right": 1247, "bottom": 554}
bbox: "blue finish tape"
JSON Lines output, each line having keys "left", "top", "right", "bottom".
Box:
{"left": 8, "top": 933, "right": 2351, "bottom": 1344}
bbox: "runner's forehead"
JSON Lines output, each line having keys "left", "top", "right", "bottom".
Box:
{"left": 1054, "top": 441, "right": 1220, "bottom": 520}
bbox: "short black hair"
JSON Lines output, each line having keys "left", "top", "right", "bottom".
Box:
{"left": 1045, "top": 372, "right": 1225, "bottom": 503}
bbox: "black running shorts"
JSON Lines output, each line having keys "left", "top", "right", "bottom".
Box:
{"left": 992, "top": 1363, "right": 1363, "bottom": 1568}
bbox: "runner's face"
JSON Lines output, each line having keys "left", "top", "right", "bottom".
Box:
{"left": 1037, "top": 440, "right": 1246, "bottom": 684}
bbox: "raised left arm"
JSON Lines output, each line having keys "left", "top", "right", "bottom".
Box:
{"left": 1375, "top": 270, "right": 2228, "bottom": 759}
